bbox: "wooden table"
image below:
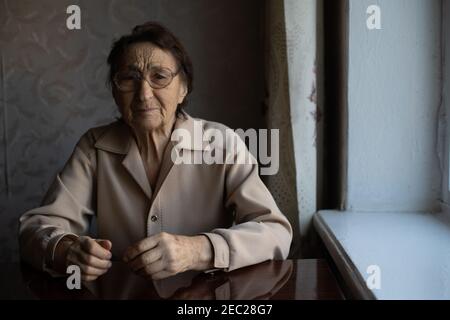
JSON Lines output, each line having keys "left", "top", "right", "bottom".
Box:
{"left": 0, "top": 259, "right": 344, "bottom": 300}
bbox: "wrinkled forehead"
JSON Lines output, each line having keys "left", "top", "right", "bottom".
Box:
{"left": 120, "top": 42, "right": 178, "bottom": 71}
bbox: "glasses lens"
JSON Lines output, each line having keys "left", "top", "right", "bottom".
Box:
{"left": 115, "top": 71, "right": 140, "bottom": 91}
{"left": 150, "top": 67, "right": 172, "bottom": 88}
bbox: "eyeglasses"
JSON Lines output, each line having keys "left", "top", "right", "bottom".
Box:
{"left": 113, "top": 66, "right": 180, "bottom": 92}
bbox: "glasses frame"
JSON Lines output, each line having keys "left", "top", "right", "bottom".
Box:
{"left": 113, "top": 66, "right": 181, "bottom": 92}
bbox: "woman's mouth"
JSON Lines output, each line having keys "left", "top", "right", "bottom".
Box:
{"left": 134, "top": 107, "right": 159, "bottom": 114}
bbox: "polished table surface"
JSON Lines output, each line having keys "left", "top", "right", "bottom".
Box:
{"left": 0, "top": 259, "right": 344, "bottom": 300}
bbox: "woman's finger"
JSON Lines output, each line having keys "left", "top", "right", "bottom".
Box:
{"left": 129, "top": 247, "right": 163, "bottom": 272}
{"left": 67, "top": 252, "right": 108, "bottom": 276}
{"left": 80, "top": 237, "right": 112, "bottom": 260}
{"left": 123, "top": 235, "right": 160, "bottom": 262}
{"left": 76, "top": 249, "right": 112, "bottom": 270}
{"left": 81, "top": 274, "right": 99, "bottom": 282}
{"left": 151, "top": 270, "right": 173, "bottom": 280}
{"left": 96, "top": 239, "right": 112, "bottom": 251}
{"left": 137, "top": 259, "right": 165, "bottom": 278}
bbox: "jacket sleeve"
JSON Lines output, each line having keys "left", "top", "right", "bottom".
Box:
{"left": 18, "top": 130, "right": 97, "bottom": 274}
{"left": 202, "top": 133, "right": 293, "bottom": 271}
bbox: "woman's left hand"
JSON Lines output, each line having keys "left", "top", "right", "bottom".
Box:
{"left": 123, "top": 232, "right": 214, "bottom": 280}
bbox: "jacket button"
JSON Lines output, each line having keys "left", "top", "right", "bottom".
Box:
{"left": 150, "top": 215, "right": 158, "bottom": 222}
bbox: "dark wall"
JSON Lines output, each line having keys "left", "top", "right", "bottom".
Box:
{"left": 0, "top": 0, "right": 265, "bottom": 262}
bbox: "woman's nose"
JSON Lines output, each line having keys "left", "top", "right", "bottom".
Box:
{"left": 138, "top": 78, "right": 154, "bottom": 101}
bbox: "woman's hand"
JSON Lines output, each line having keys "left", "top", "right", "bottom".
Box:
{"left": 54, "top": 236, "right": 113, "bottom": 281}
{"left": 123, "top": 232, "right": 213, "bottom": 280}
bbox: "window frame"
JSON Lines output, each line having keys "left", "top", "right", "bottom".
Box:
{"left": 442, "top": 0, "right": 450, "bottom": 212}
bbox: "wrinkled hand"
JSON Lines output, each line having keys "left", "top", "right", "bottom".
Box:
{"left": 123, "top": 232, "right": 213, "bottom": 280}
{"left": 55, "top": 236, "right": 112, "bottom": 281}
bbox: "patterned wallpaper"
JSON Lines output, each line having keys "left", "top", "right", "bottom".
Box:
{"left": 0, "top": 0, "right": 265, "bottom": 262}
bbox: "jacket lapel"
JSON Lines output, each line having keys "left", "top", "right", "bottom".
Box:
{"left": 152, "top": 112, "right": 214, "bottom": 200}
{"left": 94, "top": 120, "right": 152, "bottom": 199}
{"left": 152, "top": 140, "right": 176, "bottom": 201}
{"left": 122, "top": 140, "right": 153, "bottom": 199}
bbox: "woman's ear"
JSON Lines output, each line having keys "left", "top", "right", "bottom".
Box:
{"left": 112, "top": 87, "right": 125, "bottom": 115}
{"left": 177, "top": 83, "right": 188, "bottom": 104}
{"left": 112, "top": 86, "right": 119, "bottom": 103}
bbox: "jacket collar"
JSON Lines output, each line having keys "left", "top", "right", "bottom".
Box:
{"left": 93, "top": 111, "right": 208, "bottom": 200}
{"left": 94, "top": 111, "right": 208, "bottom": 154}
{"left": 94, "top": 120, "right": 132, "bottom": 154}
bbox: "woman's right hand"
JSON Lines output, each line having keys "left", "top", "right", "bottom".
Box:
{"left": 54, "top": 236, "right": 113, "bottom": 281}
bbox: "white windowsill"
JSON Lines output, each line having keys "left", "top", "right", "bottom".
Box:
{"left": 314, "top": 210, "right": 450, "bottom": 300}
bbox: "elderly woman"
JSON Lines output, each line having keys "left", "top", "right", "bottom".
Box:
{"left": 19, "top": 22, "right": 292, "bottom": 281}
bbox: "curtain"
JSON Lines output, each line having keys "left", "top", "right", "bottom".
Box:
{"left": 264, "top": 0, "right": 319, "bottom": 258}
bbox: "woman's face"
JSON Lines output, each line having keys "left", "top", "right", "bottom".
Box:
{"left": 113, "top": 42, "right": 187, "bottom": 132}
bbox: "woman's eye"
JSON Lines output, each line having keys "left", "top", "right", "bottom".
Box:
{"left": 153, "top": 73, "right": 167, "bottom": 80}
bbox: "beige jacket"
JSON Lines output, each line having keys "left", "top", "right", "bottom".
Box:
{"left": 19, "top": 113, "right": 292, "bottom": 274}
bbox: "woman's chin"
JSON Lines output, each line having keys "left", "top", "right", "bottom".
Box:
{"left": 131, "top": 118, "right": 162, "bottom": 132}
